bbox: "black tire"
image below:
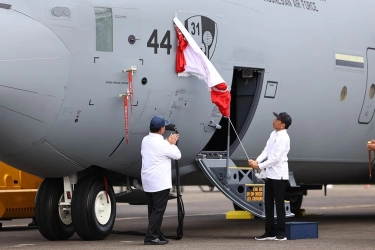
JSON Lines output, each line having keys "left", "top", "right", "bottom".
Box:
{"left": 72, "top": 175, "right": 116, "bottom": 240}
{"left": 35, "top": 178, "right": 75, "bottom": 240}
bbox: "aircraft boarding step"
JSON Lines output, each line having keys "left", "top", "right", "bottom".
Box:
{"left": 196, "top": 156, "right": 294, "bottom": 218}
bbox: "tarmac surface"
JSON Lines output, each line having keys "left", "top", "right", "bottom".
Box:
{"left": 0, "top": 185, "right": 375, "bottom": 250}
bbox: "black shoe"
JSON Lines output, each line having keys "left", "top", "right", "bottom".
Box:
{"left": 28, "top": 218, "right": 37, "bottom": 227}
{"left": 255, "top": 233, "right": 276, "bottom": 241}
{"left": 159, "top": 236, "right": 169, "bottom": 243}
{"left": 144, "top": 238, "right": 168, "bottom": 245}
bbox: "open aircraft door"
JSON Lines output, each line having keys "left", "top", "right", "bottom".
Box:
{"left": 359, "top": 49, "right": 375, "bottom": 124}
{"left": 197, "top": 67, "right": 293, "bottom": 218}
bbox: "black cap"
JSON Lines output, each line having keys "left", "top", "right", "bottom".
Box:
{"left": 150, "top": 116, "right": 170, "bottom": 129}
{"left": 273, "top": 112, "right": 292, "bottom": 129}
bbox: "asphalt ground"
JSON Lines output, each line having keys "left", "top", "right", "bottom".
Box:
{"left": 0, "top": 185, "right": 374, "bottom": 250}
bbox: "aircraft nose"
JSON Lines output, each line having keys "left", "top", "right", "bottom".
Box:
{"left": 0, "top": 8, "right": 70, "bottom": 156}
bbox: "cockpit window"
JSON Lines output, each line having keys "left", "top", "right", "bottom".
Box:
{"left": 94, "top": 7, "right": 113, "bottom": 52}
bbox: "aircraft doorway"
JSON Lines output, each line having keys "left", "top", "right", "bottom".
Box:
{"left": 202, "top": 67, "right": 263, "bottom": 152}
{"left": 359, "top": 49, "right": 375, "bottom": 124}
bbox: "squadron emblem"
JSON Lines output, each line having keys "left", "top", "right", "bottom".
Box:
{"left": 184, "top": 16, "right": 218, "bottom": 60}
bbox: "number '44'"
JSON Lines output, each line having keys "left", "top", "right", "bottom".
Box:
{"left": 147, "top": 30, "right": 172, "bottom": 55}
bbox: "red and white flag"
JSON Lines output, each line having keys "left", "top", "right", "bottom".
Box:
{"left": 173, "top": 17, "right": 231, "bottom": 117}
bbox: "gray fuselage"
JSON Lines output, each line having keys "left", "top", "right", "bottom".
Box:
{"left": 0, "top": 0, "right": 374, "bottom": 185}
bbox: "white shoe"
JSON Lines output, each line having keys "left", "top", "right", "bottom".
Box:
{"left": 255, "top": 234, "right": 276, "bottom": 241}
{"left": 274, "top": 236, "right": 287, "bottom": 241}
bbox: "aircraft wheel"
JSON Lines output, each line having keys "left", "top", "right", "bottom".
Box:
{"left": 72, "top": 175, "right": 116, "bottom": 240}
{"left": 35, "top": 178, "right": 75, "bottom": 240}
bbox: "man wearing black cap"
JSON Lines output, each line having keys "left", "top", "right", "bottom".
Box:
{"left": 141, "top": 116, "right": 181, "bottom": 245}
{"left": 248, "top": 112, "right": 292, "bottom": 241}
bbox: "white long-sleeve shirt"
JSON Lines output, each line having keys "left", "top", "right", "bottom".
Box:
{"left": 141, "top": 133, "right": 181, "bottom": 192}
{"left": 256, "top": 129, "right": 290, "bottom": 180}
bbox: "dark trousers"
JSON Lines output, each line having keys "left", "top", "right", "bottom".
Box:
{"left": 264, "top": 179, "right": 287, "bottom": 237}
{"left": 144, "top": 189, "right": 170, "bottom": 241}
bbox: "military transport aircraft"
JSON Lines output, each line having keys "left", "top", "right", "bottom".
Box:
{"left": 0, "top": 0, "right": 374, "bottom": 241}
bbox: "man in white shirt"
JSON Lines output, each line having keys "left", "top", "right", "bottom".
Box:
{"left": 249, "top": 112, "right": 292, "bottom": 241}
{"left": 141, "top": 116, "right": 181, "bottom": 245}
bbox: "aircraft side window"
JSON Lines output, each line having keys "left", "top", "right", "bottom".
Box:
{"left": 94, "top": 7, "right": 113, "bottom": 52}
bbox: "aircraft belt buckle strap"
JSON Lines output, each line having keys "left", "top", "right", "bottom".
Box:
{"left": 123, "top": 94, "right": 129, "bottom": 145}
{"left": 120, "top": 67, "right": 137, "bottom": 145}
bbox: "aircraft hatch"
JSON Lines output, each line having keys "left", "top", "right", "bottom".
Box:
{"left": 198, "top": 67, "right": 293, "bottom": 218}
{"left": 203, "top": 67, "right": 263, "bottom": 152}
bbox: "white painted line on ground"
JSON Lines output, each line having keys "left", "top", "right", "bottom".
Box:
{"left": 1, "top": 225, "right": 29, "bottom": 228}
{"left": 115, "top": 212, "right": 226, "bottom": 221}
{"left": 12, "top": 244, "right": 35, "bottom": 247}
{"left": 304, "top": 204, "right": 375, "bottom": 210}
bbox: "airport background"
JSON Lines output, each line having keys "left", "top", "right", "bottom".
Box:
{"left": 1, "top": 171, "right": 375, "bottom": 249}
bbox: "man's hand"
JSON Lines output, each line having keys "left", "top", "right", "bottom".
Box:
{"left": 248, "top": 159, "right": 259, "bottom": 169}
{"left": 167, "top": 133, "right": 179, "bottom": 145}
{"left": 368, "top": 140, "right": 375, "bottom": 151}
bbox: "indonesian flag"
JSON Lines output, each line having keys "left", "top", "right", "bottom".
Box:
{"left": 173, "top": 17, "right": 231, "bottom": 117}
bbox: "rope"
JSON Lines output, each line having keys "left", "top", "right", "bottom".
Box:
{"left": 228, "top": 118, "right": 249, "bottom": 160}
{"left": 368, "top": 150, "right": 372, "bottom": 179}
{"left": 173, "top": 128, "right": 184, "bottom": 240}
{"left": 174, "top": 157, "right": 185, "bottom": 240}
{"left": 228, "top": 117, "right": 265, "bottom": 181}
